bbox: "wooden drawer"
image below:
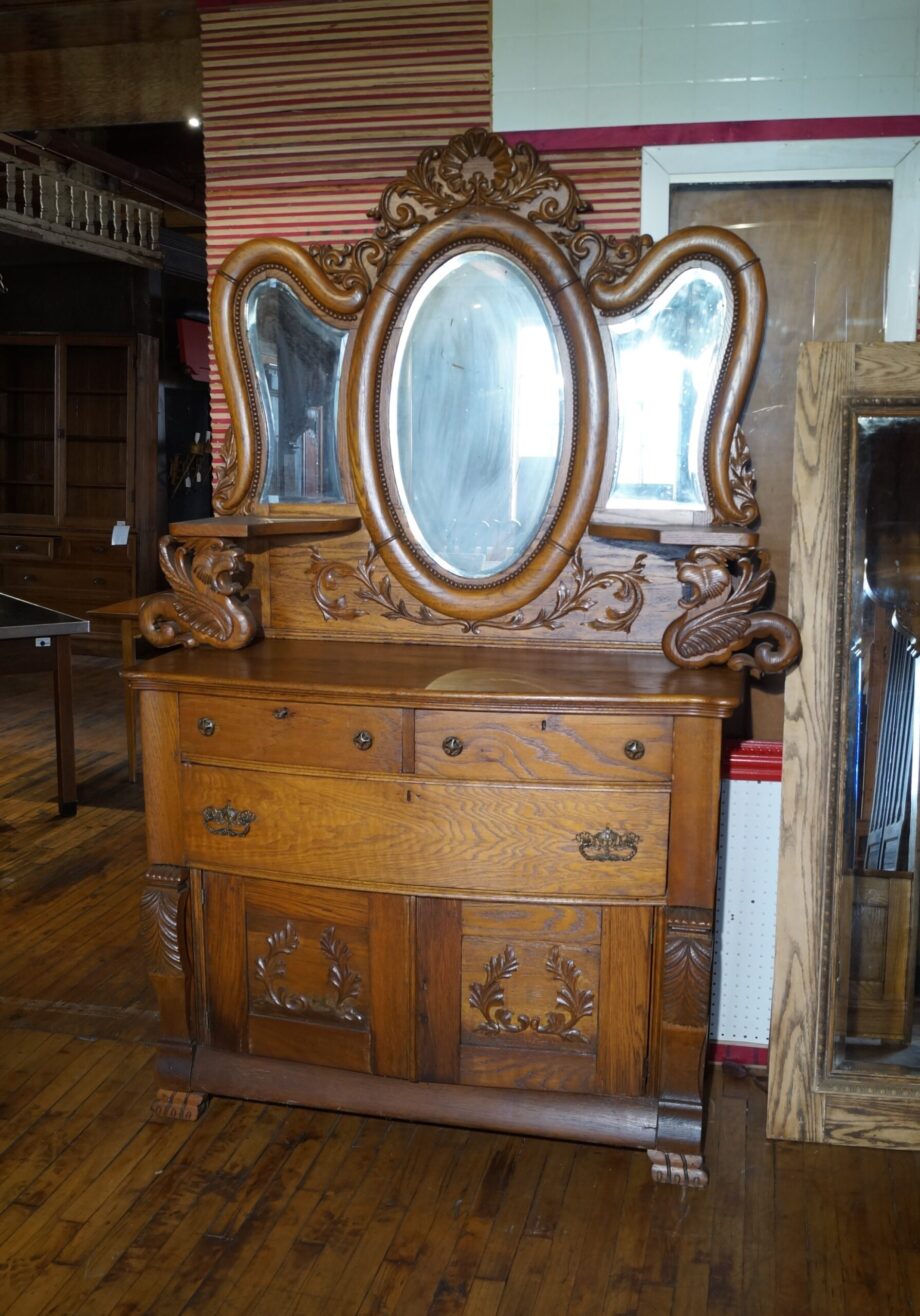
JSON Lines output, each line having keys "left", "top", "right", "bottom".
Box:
{"left": 179, "top": 694, "right": 403, "bottom": 773}
{"left": 0, "top": 534, "right": 55, "bottom": 561}
{"left": 180, "top": 764, "right": 669, "bottom": 900}
{"left": 414, "top": 712, "right": 672, "bottom": 782}
{"left": 3, "top": 561, "right": 132, "bottom": 598}
{"left": 62, "top": 535, "right": 134, "bottom": 565}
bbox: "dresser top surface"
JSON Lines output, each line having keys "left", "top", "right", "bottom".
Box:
{"left": 129, "top": 638, "right": 744, "bottom": 716}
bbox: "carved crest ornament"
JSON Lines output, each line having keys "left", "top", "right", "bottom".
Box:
{"left": 138, "top": 128, "right": 800, "bottom": 673}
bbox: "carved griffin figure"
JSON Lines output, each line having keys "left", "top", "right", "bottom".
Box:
{"left": 139, "top": 536, "right": 260, "bottom": 650}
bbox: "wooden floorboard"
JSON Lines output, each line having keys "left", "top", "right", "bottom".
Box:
{"left": 2, "top": 657, "right": 920, "bottom": 1313}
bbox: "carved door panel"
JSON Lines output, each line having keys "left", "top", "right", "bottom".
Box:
{"left": 201, "top": 873, "right": 415, "bottom": 1078}
{"left": 417, "top": 898, "right": 652, "bottom": 1095}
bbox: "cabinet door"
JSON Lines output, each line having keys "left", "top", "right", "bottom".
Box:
{"left": 201, "top": 873, "right": 415, "bottom": 1078}
{"left": 63, "top": 339, "right": 132, "bottom": 525}
{"left": 417, "top": 899, "right": 652, "bottom": 1096}
{"left": 0, "top": 339, "right": 57, "bottom": 522}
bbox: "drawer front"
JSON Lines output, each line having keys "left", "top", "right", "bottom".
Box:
{"left": 0, "top": 534, "right": 55, "bottom": 561}
{"left": 181, "top": 765, "right": 669, "bottom": 900}
{"left": 179, "top": 695, "right": 403, "bottom": 773}
{"left": 62, "top": 536, "right": 134, "bottom": 565}
{"left": 415, "top": 712, "right": 672, "bottom": 782}
{"left": 3, "top": 561, "right": 132, "bottom": 599}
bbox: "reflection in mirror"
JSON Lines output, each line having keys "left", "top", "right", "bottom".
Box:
{"left": 389, "top": 250, "right": 564, "bottom": 579}
{"left": 246, "top": 278, "right": 347, "bottom": 504}
{"left": 837, "top": 413, "right": 920, "bottom": 1072}
{"left": 605, "top": 267, "right": 729, "bottom": 514}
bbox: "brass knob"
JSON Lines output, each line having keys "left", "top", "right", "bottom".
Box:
{"left": 22, "top": 573, "right": 36, "bottom": 583}
{"left": 197, "top": 717, "right": 215, "bottom": 737}
{"left": 92, "top": 576, "right": 105, "bottom": 586}
{"left": 353, "top": 729, "right": 373, "bottom": 751}
{"left": 272, "top": 707, "right": 290, "bottom": 720}
{"left": 442, "top": 735, "right": 464, "bottom": 757}
{"left": 13, "top": 543, "right": 25, "bottom": 552}
{"left": 624, "top": 739, "right": 645, "bottom": 761}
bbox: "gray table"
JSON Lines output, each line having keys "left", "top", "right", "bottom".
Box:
{"left": 0, "top": 593, "right": 89, "bottom": 816}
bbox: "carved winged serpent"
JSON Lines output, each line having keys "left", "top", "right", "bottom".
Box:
{"left": 139, "top": 536, "right": 259, "bottom": 650}
{"left": 661, "top": 546, "right": 801, "bottom": 676}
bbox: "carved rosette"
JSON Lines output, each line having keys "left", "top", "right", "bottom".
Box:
{"left": 467, "top": 944, "right": 594, "bottom": 1042}
{"left": 661, "top": 911, "right": 714, "bottom": 1029}
{"left": 254, "top": 921, "right": 366, "bottom": 1027}
{"left": 140, "top": 867, "right": 186, "bottom": 977}
{"left": 139, "top": 536, "right": 260, "bottom": 651}
{"left": 309, "top": 544, "right": 646, "bottom": 635}
{"left": 662, "top": 546, "right": 801, "bottom": 676}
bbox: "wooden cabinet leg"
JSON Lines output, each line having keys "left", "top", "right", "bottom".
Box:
{"left": 647, "top": 1149, "right": 708, "bottom": 1188}
{"left": 152, "top": 1089, "right": 209, "bottom": 1121}
{"left": 654, "top": 907, "right": 714, "bottom": 1163}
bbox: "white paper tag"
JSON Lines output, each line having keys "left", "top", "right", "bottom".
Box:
{"left": 111, "top": 521, "right": 130, "bottom": 546}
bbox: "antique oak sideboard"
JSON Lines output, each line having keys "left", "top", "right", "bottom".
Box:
{"left": 131, "top": 131, "right": 799, "bottom": 1186}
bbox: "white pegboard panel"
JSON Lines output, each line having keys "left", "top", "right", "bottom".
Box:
{"left": 710, "top": 778, "right": 782, "bottom": 1048}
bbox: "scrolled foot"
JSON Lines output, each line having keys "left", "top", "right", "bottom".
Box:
{"left": 152, "top": 1088, "right": 209, "bottom": 1122}
{"left": 647, "top": 1148, "right": 708, "bottom": 1188}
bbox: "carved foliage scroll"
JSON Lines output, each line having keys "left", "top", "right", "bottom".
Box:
{"left": 309, "top": 544, "right": 646, "bottom": 635}
{"left": 139, "top": 537, "right": 260, "bottom": 651}
{"left": 254, "top": 921, "right": 366, "bottom": 1027}
{"left": 662, "top": 546, "right": 802, "bottom": 676}
{"left": 467, "top": 943, "right": 595, "bottom": 1042}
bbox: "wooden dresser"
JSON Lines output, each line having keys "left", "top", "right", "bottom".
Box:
{"left": 132, "top": 131, "right": 799, "bottom": 1185}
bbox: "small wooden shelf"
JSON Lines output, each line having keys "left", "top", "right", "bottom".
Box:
{"left": 67, "top": 389, "right": 128, "bottom": 398}
{"left": 0, "top": 386, "right": 54, "bottom": 394}
{"left": 588, "top": 518, "right": 759, "bottom": 549}
{"left": 1, "top": 478, "right": 54, "bottom": 486}
{"left": 168, "top": 512, "right": 363, "bottom": 540}
{"left": 0, "top": 433, "right": 54, "bottom": 442}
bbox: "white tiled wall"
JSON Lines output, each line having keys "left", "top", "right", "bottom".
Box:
{"left": 493, "top": 0, "right": 920, "bottom": 130}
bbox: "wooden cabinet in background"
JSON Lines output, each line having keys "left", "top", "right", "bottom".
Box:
{"left": 0, "top": 333, "right": 158, "bottom": 631}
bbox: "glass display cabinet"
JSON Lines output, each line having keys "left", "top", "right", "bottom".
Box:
{"left": 131, "top": 131, "right": 799, "bottom": 1185}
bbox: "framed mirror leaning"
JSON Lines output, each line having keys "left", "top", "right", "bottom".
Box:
{"left": 769, "top": 341, "right": 920, "bottom": 1148}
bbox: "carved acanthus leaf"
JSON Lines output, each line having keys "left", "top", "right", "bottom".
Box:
{"left": 717, "top": 423, "right": 758, "bottom": 524}
{"left": 309, "top": 544, "right": 646, "bottom": 635}
{"left": 254, "top": 920, "right": 366, "bottom": 1026}
{"left": 212, "top": 426, "right": 239, "bottom": 514}
{"left": 662, "top": 919, "right": 713, "bottom": 1028}
{"left": 139, "top": 536, "right": 260, "bottom": 651}
{"left": 661, "top": 546, "right": 801, "bottom": 677}
{"left": 531, "top": 946, "right": 594, "bottom": 1040}
{"left": 140, "top": 869, "right": 185, "bottom": 977}
{"left": 371, "top": 128, "right": 588, "bottom": 241}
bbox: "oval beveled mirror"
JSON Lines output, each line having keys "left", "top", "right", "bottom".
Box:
{"left": 605, "top": 267, "right": 730, "bottom": 514}
{"left": 389, "top": 249, "right": 564, "bottom": 579}
{"left": 246, "top": 278, "right": 348, "bottom": 505}
{"left": 349, "top": 209, "right": 607, "bottom": 623}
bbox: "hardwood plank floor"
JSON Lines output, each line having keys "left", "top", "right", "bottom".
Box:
{"left": 1, "top": 656, "right": 919, "bottom": 1314}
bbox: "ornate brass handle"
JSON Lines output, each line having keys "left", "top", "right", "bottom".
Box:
{"left": 197, "top": 717, "right": 215, "bottom": 737}
{"left": 575, "top": 827, "right": 641, "bottom": 862}
{"left": 624, "top": 740, "right": 645, "bottom": 760}
{"left": 202, "top": 801, "right": 255, "bottom": 837}
{"left": 272, "top": 707, "right": 290, "bottom": 720}
{"left": 442, "top": 735, "right": 464, "bottom": 757}
{"left": 353, "top": 729, "right": 373, "bottom": 751}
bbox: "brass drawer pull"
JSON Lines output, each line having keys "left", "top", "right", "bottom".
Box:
{"left": 197, "top": 717, "right": 215, "bottom": 736}
{"left": 202, "top": 802, "right": 255, "bottom": 837}
{"left": 272, "top": 707, "right": 290, "bottom": 720}
{"left": 22, "top": 573, "right": 36, "bottom": 583}
{"left": 353, "top": 729, "right": 373, "bottom": 751}
{"left": 575, "top": 827, "right": 641, "bottom": 862}
{"left": 92, "top": 576, "right": 105, "bottom": 586}
{"left": 624, "top": 739, "right": 645, "bottom": 761}
{"left": 442, "top": 735, "right": 464, "bottom": 757}
{"left": 13, "top": 542, "right": 25, "bottom": 552}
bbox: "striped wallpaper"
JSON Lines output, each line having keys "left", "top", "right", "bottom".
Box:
{"left": 199, "top": 0, "right": 642, "bottom": 472}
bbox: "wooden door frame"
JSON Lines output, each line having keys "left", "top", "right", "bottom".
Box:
{"left": 767, "top": 340, "right": 920, "bottom": 1148}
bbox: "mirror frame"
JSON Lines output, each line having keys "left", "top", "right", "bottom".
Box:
{"left": 209, "top": 132, "right": 768, "bottom": 618}
{"left": 769, "top": 340, "right": 920, "bottom": 1149}
{"left": 211, "top": 236, "right": 364, "bottom": 516}
{"left": 349, "top": 206, "right": 606, "bottom": 622}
